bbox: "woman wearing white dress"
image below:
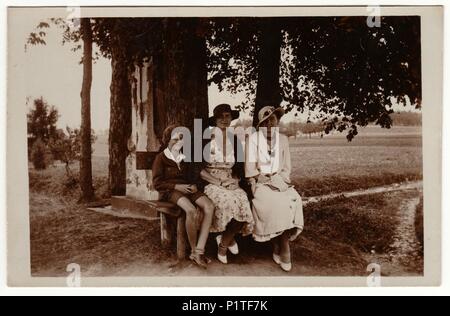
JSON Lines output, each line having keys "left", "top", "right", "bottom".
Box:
{"left": 200, "top": 104, "right": 255, "bottom": 264}
{"left": 245, "top": 106, "right": 304, "bottom": 272}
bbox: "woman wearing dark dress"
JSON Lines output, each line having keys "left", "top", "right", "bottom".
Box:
{"left": 152, "top": 125, "right": 215, "bottom": 269}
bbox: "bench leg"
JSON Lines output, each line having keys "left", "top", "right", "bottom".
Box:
{"left": 176, "top": 214, "right": 188, "bottom": 260}
{"left": 160, "top": 213, "right": 174, "bottom": 248}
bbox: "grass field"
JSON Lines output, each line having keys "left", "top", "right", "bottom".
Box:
{"left": 29, "top": 189, "right": 422, "bottom": 276}
{"left": 29, "top": 125, "right": 424, "bottom": 276}
{"left": 88, "top": 125, "right": 422, "bottom": 198}
{"left": 290, "top": 126, "right": 422, "bottom": 196}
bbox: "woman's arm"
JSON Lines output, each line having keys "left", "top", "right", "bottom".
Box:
{"left": 245, "top": 134, "right": 260, "bottom": 178}
{"left": 200, "top": 169, "right": 222, "bottom": 186}
{"left": 152, "top": 154, "right": 176, "bottom": 192}
{"left": 279, "top": 136, "right": 292, "bottom": 184}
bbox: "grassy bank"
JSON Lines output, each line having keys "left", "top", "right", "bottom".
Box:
{"left": 30, "top": 186, "right": 422, "bottom": 276}
{"left": 294, "top": 172, "right": 422, "bottom": 197}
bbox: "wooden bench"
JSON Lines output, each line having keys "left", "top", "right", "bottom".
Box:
{"left": 109, "top": 196, "right": 189, "bottom": 260}
{"left": 146, "top": 201, "right": 189, "bottom": 260}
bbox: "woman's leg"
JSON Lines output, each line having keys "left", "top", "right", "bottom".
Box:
{"left": 221, "top": 220, "right": 244, "bottom": 248}
{"left": 194, "top": 196, "right": 215, "bottom": 251}
{"left": 279, "top": 231, "right": 292, "bottom": 264}
{"left": 272, "top": 236, "right": 281, "bottom": 256}
{"left": 176, "top": 197, "right": 199, "bottom": 252}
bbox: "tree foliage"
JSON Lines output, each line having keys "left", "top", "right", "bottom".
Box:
{"left": 31, "top": 137, "right": 49, "bottom": 170}
{"left": 207, "top": 16, "right": 422, "bottom": 140}
{"left": 27, "top": 97, "right": 59, "bottom": 151}
{"left": 49, "top": 127, "right": 97, "bottom": 177}
{"left": 207, "top": 18, "right": 260, "bottom": 111}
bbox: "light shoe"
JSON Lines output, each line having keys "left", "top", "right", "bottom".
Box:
{"left": 228, "top": 240, "right": 239, "bottom": 255}
{"left": 280, "top": 262, "right": 292, "bottom": 272}
{"left": 216, "top": 235, "right": 228, "bottom": 264}
{"left": 216, "top": 235, "right": 240, "bottom": 255}
{"left": 273, "top": 253, "right": 282, "bottom": 265}
{"left": 273, "top": 253, "right": 292, "bottom": 272}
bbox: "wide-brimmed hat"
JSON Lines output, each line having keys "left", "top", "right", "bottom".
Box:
{"left": 208, "top": 104, "right": 240, "bottom": 127}
{"left": 257, "top": 106, "right": 285, "bottom": 128}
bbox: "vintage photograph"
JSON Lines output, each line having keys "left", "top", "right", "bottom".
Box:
{"left": 6, "top": 6, "right": 443, "bottom": 286}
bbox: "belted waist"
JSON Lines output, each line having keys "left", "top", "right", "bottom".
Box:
{"left": 260, "top": 172, "right": 278, "bottom": 177}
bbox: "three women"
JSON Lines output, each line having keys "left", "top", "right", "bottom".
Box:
{"left": 152, "top": 104, "right": 304, "bottom": 272}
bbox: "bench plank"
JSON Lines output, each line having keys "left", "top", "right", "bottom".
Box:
{"left": 110, "top": 196, "right": 187, "bottom": 260}
{"left": 146, "top": 201, "right": 182, "bottom": 217}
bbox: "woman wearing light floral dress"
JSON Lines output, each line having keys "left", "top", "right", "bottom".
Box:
{"left": 200, "top": 104, "right": 254, "bottom": 264}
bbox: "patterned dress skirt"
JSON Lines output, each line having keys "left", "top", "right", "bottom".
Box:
{"left": 204, "top": 167, "right": 255, "bottom": 236}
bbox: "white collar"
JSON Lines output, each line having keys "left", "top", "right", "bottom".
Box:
{"left": 164, "top": 148, "right": 186, "bottom": 166}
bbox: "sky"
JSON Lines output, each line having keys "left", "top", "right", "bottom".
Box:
{"left": 13, "top": 15, "right": 419, "bottom": 133}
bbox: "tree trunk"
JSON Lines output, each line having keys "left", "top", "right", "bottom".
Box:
{"left": 107, "top": 18, "right": 208, "bottom": 195}
{"left": 109, "top": 41, "right": 132, "bottom": 196}
{"left": 253, "top": 20, "right": 283, "bottom": 127}
{"left": 79, "top": 18, "right": 95, "bottom": 202}
{"left": 154, "top": 18, "right": 209, "bottom": 136}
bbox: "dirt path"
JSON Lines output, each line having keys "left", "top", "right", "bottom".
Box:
{"left": 390, "top": 197, "right": 422, "bottom": 266}
{"left": 365, "top": 192, "right": 423, "bottom": 276}
{"left": 303, "top": 181, "right": 422, "bottom": 205}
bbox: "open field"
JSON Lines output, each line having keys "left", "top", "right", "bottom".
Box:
{"left": 76, "top": 125, "right": 423, "bottom": 198}
{"left": 290, "top": 126, "right": 422, "bottom": 196}
{"left": 29, "top": 125, "right": 424, "bottom": 276}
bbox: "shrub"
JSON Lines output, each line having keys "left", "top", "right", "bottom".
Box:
{"left": 49, "top": 127, "right": 97, "bottom": 178}
{"left": 27, "top": 97, "right": 59, "bottom": 158}
{"left": 31, "top": 138, "right": 48, "bottom": 170}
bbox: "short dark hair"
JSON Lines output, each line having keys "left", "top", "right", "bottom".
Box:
{"left": 161, "top": 124, "right": 179, "bottom": 149}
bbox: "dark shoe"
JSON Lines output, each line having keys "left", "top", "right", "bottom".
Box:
{"left": 216, "top": 235, "right": 228, "bottom": 264}
{"left": 289, "top": 228, "right": 303, "bottom": 242}
{"left": 189, "top": 252, "right": 210, "bottom": 269}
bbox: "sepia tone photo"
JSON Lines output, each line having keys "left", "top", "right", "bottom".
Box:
{"left": 7, "top": 6, "right": 443, "bottom": 287}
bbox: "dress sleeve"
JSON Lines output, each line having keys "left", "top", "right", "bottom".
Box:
{"left": 245, "top": 133, "right": 260, "bottom": 178}
{"left": 232, "top": 135, "right": 245, "bottom": 180}
{"left": 279, "top": 136, "right": 292, "bottom": 184}
{"left": 152, "top": 154, "right": 176, "bottom": 192}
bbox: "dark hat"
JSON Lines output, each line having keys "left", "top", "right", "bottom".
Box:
{"left": 208, "top": 104, "right": 240, "bottom": 127}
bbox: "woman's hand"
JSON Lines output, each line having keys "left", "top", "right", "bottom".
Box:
{"left": 248, "top": 178, "right": 257, "bottom": 195}
{"left": 175, "top": 184, "right": 197, "bottom": 194}
{"left": 223, "top": 178, "right": 240, "bottom": 191}
{"left": 188, "top": 184, "right": 198, "bottom": 194}
{"left": 201, "top": 169, "right": 222, "bottom": 187}
{"left": 257, "top": 174, "right": 270, "bottom": 184}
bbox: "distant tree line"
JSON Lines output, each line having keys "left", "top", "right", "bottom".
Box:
{"left": 390, "top": 112, "right": 422, "bottom": 126}
{"left": 234, "top": 111, "right": 421, "bottom": 139}
{"left": 233, "top": 118, "right": 325, "bottom": 138}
